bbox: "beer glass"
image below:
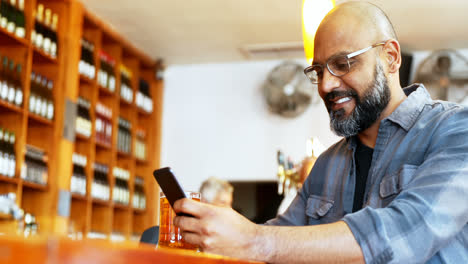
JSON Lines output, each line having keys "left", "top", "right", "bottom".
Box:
{"left": 158, "top": 191, "right": 200, "bottom": 250}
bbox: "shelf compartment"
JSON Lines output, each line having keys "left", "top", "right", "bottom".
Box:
{"left": 113, "top": 202, "right": 130, "bottom": 210}
{"left": 71, "top": 193, "right": 88, "bottom": 202}
{"left": 117, "top": 150, "right": 132, "bottom": 159}
{"left": 136, "top": 158, "right": 148, "bottom": 165}
{"left": 22, "top": 180, "right": 48, "bottom": 191}
{"left": 75, "top": 132, "right": 91, "bottom": 142}
{"left": 95, "top": 141, "right": 111, "bottom": 150}
{"left": 92, "top": 198, "right": 111, "bottom": 207}
{"left": 0, "top": 174, "right": 19, "bottom": 184}
{"left": 32, "top": 47, "right": 58, "bottom": 64}
{"left": 98, "top": 85, "right": 115, "bottom": 97}
{"left": 70, "top": 198, "right": 90, "bottom": 237}
{"left": 28, "top": 113, "right": 53, "bottom": 126}
{"left": 0, "top": 27, "right": 29, "bottom": 47}
{"left": 0, "top": 100, "right": 24, "bottom": 115}
{"left": 79, "top": 74, "right": 96, "bottom": 85}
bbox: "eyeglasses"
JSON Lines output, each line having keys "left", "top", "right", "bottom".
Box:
{"left": 303, "top": 42, "right": 386, "bottom": 84}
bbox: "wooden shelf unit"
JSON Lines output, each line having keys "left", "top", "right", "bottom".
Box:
{"left": 0, "top": 0, "right": 162, "bottom": 241}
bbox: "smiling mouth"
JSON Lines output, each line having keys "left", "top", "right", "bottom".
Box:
{"left": 335, "top": 97, "right": 352, "bottom": 104}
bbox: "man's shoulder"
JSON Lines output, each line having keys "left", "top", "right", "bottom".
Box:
{"left": 316, "top": 138, "right": 350, "bottom": 161}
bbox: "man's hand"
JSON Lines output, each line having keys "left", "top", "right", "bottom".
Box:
{"left": 173, "top": 198, "right": 268, "bottom": 260}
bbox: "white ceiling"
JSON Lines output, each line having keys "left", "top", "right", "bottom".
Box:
{"left": 81, "top": 0, "right": 468, "bottom": 66}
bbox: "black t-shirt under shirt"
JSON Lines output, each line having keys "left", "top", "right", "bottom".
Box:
{"left": 352, "top": 139, "right": 374, "bottom": 212}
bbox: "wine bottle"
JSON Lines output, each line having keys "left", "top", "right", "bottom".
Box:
{"left": 2, "top": 130, "right": 10, "bottom": 176}
{"left": 50, "top": 13, "right": 58, "bottom": 57}
{"left": 46, "top": 79, "right": 53, "bottom": 120}
{"left": 0, "top": 56, "right": 8, "bottom": 102}
{"left": 1, "top": 57, "right": 9, "bottom": 101}
{"left": 7, "top": 60, "right": 15, "bottom": 103}
{"left": 14, "top": 64, "right": 22, "bottom": 106}
{"left": 0, "top": 128, "right": 5, "bottom": 176}
{"left": 34, "top": 4, "right": 44, "bottom": 49}
{"left": 42, "top": 8, "right": 51, "bottom": 53}
{"left": 14, "top": 0, "right": 24, "bottom": 38}
{"left": 7, "top": 131, "right": 15, "bottom": 177}
{"left": 6, "top": 0, "right": 16, "bottom": 33}
{"left": 34, "top": 74, "right": 43, "bottom": 115}
{"left": 38, "top": 77, "right": 46, "bottom": 117}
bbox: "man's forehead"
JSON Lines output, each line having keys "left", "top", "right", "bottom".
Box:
{"left": 313, "top": 20, "right": 370, "bottom": 64}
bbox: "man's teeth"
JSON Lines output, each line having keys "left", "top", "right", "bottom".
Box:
{"left": 336, "top": 97, "right": 351, "bottom": 104}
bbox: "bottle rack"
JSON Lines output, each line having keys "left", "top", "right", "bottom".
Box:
{"left": 0, "top": 0, "right": 162, "bottom": 241}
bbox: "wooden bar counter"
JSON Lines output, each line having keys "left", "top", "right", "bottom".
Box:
{"left": 0, "top": 236, "right": 265, "bottom": 264}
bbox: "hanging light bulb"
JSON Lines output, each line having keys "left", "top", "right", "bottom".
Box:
{"left": 302, "top": 0, "right": 335, "bottom": 64}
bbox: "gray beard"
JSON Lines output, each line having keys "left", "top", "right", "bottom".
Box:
{"left": 329, "top": 62, "right": 391, "bottom": 137}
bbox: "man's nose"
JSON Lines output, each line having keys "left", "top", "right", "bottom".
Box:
{"left": 319, "top": 68, "right": 341, "bottom": 95}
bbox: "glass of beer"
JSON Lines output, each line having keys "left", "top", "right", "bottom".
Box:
{"left": 158, "top": 191, "right": 201, "bottom": 250}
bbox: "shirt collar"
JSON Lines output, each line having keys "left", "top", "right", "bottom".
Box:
{"left": 385, "top": 83, "right": 432, "bottom": 131}
{"left": 346, "top": 83, "right": 432, "bottom": 149}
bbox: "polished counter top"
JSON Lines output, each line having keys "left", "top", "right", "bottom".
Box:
{"left": 0, "top": 236, "right": 264, "bottom": 264}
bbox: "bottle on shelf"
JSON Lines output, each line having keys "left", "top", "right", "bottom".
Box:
{"left": 95, "top": 102, "right": 112, "bottom": 146}
{"left": 0, "top": 128, "right": 16, "bottom": 178}
{"left": 112, "top": 167, "right": 129, "bottom": 205}
{"left": 14, "top": 0, "right": 24, "bottom": 38}
{"left": 0, "top": 0, "right": 8, "bottom": 29}
{"left": 135, "top": 127, "right": 146, "bottom": 161}
{"left": 5, "top": 0, "right": 17, "bottom": 34}
{"left": 7, "top": 60, "right": 16, "bottom": 104}
{"left": 117, "top": 117, "right": 131, "bottom": 154}
{"left": 32, "top": 4, "right": 43, "bottom": 48}
{"left": 21, "top": 144, "right": 48, "bottom": 185}
{"left": 28, "top": 72, "right": 37, "bottom": 114}
{"left": 14, "top": 63, "right": 22, "bottom": 106}
{"left": 97, "top": 51, "right": 115, "bottom": 92}
{"left": 31, "top": 4, "right": 58, "bottom": 58}
{"left": 50, "top": 13, "right": 58, "bottom": 58}
{"left": 71, "top": 153, "right": 87, "bottom": 196}
{"left": 75, "top": 97, "right": 92, "bottom": 138}
{"left": 42, "top": 8, "right": 51, "bottom": 54}
{"left": 0, "top": 56, "right": 9, "bottom": 102}
{"left": 91, "top": 162, "right": 109, "bottom": 201}
{"left": 136, "top": 79, "right": 153, "bottom": 113}
{"left": 46, "top": 79, "right": 54, "bottom": 120}
{"left": 0, "top": 56, "right": 22, "bottom": 107}
{"left": 133, "top": 176, "right": 146, "bottom": 210}
{"left": 28, "top": 72, "right": 54, "bottom": 120}
{"left": 79, "top": 38, "right": 95, "bottom": 79}
{"left": 6, "top": 130, "right": 15, "bottom": 177}
{"left": 120, "top": 65, "right": 133, "bottom": 103}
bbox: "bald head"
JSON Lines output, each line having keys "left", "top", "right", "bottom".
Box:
{"left": 314, "top": 2, "right": 397, "bottom": 60}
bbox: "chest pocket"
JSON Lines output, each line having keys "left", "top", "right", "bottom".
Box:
{"left": 305, "top": 195, "right": 335, "bottom": 224}
{"left": 379, "top": 164, "right": 418, "bottom": 202}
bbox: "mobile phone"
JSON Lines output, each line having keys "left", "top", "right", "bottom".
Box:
{"left": 153, "top": 167, "right": 192, "bottom": 217}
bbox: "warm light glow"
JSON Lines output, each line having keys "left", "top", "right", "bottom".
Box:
{"left": 302, "top": 0, "right": 335, "bottom": 64}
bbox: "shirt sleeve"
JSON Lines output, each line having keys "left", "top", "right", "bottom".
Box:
{"left": 343, "top": 107, "right": 468, "bottom": 264}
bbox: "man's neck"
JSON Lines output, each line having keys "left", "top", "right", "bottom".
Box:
{"left": 358, "top": 86, "right": 407, "bottom": 148}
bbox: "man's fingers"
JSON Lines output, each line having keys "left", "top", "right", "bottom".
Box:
{"left": 180, "top": 231, "right": 203, "bottom": 247}
{"left": 174, "top": 214, "right": 201, "bottom": 233}
{"left": 173, "top": 198, "right": 207, "bottom": 218}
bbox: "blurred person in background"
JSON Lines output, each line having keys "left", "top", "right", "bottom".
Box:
{"left": 199, "top": 177, "right": 233, "bottom": 207}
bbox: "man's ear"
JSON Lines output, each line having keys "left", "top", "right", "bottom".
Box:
{"left": 383, "top": 39, "right": 401, "bottom": 74}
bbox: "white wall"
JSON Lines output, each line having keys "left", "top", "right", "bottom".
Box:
{"left": 160, "top": 59, "right": 340, "bottom": 191}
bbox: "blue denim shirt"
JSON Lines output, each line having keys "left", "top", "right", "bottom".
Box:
{"left": 266, "top": 84, "right": 468, "bottom": 264}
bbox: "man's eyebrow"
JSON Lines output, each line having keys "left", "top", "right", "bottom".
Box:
{"left": 313, "top": 51, "right": 353, "bottom": 65}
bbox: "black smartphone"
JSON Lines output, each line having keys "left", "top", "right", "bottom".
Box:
{"left": 153, "top": 167, "right": 193, "bottom": 217}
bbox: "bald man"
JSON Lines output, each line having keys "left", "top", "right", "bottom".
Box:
{"left": 173, "top": 2, "right": 468, "bottom": 263}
